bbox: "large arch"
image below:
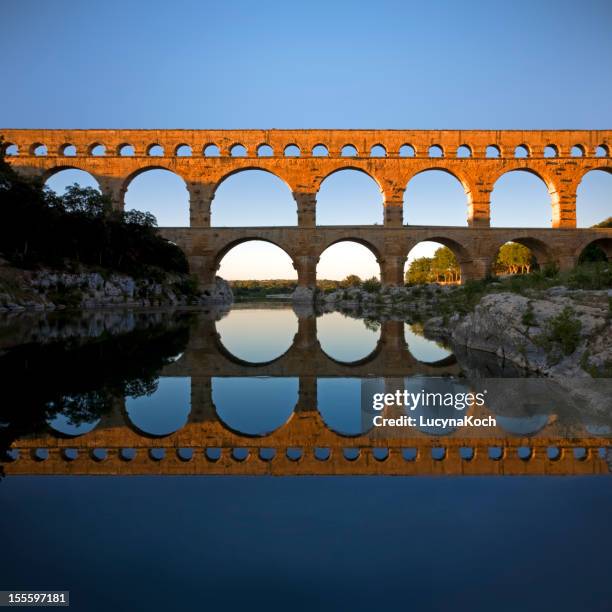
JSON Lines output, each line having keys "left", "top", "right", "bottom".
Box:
{"left": 211, "top": 169, "right": 297, "bottom": 227}
{"left": 404, "top": 237, "right": 471, "bottom": 284}
{"left": 124, "top": 167, "right": 189, "bottom": 227}
{"left": 316, "top": 168, "right": 384, "bottom": 225}
{"left": 44, "top": 167, "right": 101, "bottom": 195}
{"left": 491, "top": 169, "right": 555, "bottom": 227}
{"left": 490, "top": 236, "right": 555, "bottom": 271}
{"left": 215, "top": 237, "right": 297, "bottom": 279}
{"left": 403, "top": 169, "right": 470, "bottom": 226}
{"left": 317, "top": 238, "right": 381, "bottom": 282}
{"left": 576, "top": 168, "right": 612, "bottom": 228}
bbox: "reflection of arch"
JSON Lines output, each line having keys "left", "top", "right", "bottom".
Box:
{"left": 212, "top": 377, "right": 298, "bottom": 437}
{"left": 213, "top": 330, "right": 294, "bottom": 367}
{"left": 318, "top": 336, "right": 383, "bottom": 367}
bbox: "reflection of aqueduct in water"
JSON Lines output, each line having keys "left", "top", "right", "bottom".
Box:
{"left": 4, "top": 313, "right": 611, "bottom": 477}
{"left": 3, "top": 129, "right": 612, "bottom": 291}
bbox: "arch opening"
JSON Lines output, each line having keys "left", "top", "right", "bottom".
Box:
{"left": 312, "top": 144, "right": 329, "bottom": 157}
{"left": 544, "top": 145, "right": 558, "bottom": 158}
{"left": 61, "top": 144, "right": 77, "bottom": 157}
{"left": 595, "top": 145, "right": 609, "bottom": 158}
{"left": 257, "top": 144, "right": 273, "bottom": 157}
{"left": 204, "top": 144, "right": 220, "bottom": 157}
{"left": 176, "top": 144, "right": 192, "bottom": 157}
{"left": 578, "top": 238, "right": 612, "bottom": 264}
{"left": 230, "top": 144, "right": 247, "bottom": 157}
{"left": 90, "top": 143, "right": 105, "bottom": 156}
{"left": 491, "top": 170, "right": 553, "bottom": 228}
{"left": 399, "top": 144, "right": 415, "bottom": 157}
{"left": 316, "top": 169, "right": 383, "bottom": 225}
{"left": 493, "top": 241, "right": 538, "bottom": 276}
{"left": 403, "top": 169, "right": 469, "bottom": 226}
{"left": 456, "top": 145, "right": 472, "bottom": 158}
{"left": 33, "top": 144, "right": 47, "bottom": 156}
{"left": 4, "top": 143, "right": 18, "bottom": 156}
{"left": 486, "top": 145, "right": 500, "bottom": 158}
{"left": 213, "top": 377, "right": 298, "bottom": 436}
{"left": 45, "top": 168, "right": 101, "bottom": 196}
{"left": 147, "top": 144, "right": 164, "bottom": 157}
{"left": 317, "top": 312, "right": 381, "bottom": 364}
{"left": 577, "top": 169, "right": 612, "bottom": 228}
{"left": 370, "top": 144, "right": 386, "bottom": 157}
{"left": 404, "top": 241, "right": 464, "bottom": 285}
{"left": 211, "top": 169, "right": 296, "bottom": 227}
{"left": 571, "top": 145, "right": 585, "bottom": 157}
{"left": 341, "top": 144, "right": 358, "bottom": 157}
{"left": 317, "top": 240, "right": 381, "bottom": 285}
{"left": 514, "top": 145, "right": 530, "bottom": 158}
{"left": 119, "top": 144, "right": 135, "bottom": 156}
{"left": 428, "top": 145, "right": 443, "bottom": 158}
{"left": 124, "top": 168, "right": 189, "bottom": 227}
{"left": 284, "top": 144, "right": 300, "bottom": 157}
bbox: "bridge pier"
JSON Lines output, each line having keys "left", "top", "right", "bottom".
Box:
{"left": 292, "top": 254, "right": 318, "bottom": 302}
{"left": 188, "top": 182, "right": 214, "bottom": 228}
{"left": 380, "top": 255, "right": 406, "bottom": 287}
{"left": 294, "top": 192, "right": 317, "bottom": 227}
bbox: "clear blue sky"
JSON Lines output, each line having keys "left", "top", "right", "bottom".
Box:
{"left": 3, "top": 0, "right": 611, "bottom": 279}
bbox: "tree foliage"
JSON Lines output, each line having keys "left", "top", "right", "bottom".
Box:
{"left": 495, "top": 242, "right": 535, "bottom": 275}
{"left": 0, "top": 150, "right": 188, "bottom": 276}
{"left": 405, "top": 247, "right": 460, "bottom": 284}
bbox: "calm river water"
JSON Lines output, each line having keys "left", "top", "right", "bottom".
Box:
{"left": 1, "top": 303, "right": 611, "bottom": 611}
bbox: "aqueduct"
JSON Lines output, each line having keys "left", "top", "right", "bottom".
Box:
{"left": 2, "top": 129, "right": 611, "bottom": 293}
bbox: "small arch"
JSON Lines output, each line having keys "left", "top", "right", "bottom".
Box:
{"left": 312, "top": 144, "right": 329, "bottom": 157}
{"left": 514, "top": 144, "right": 530, "bottom": 158}
{"left": 316, "top": 168, "right": 383, "bottom": 225}
{"left": 399, "top": 144, "right": 416, "bottom": 157}
{"left": 595, "top": 144, "right": 609, "bottom": 158}
{"left": 61, "top": 144, "right": 77, "bottom": 157}
{"left": 341, "top": 144, "right": 358, "bottom": 157}
{"left": 257, "top": 144, "right": 274, "bottom": 157}
{"left": 544, "top": 145, "right": 558, "bottom": 158}
{"left": 32, "top": 143, "right": 47, "bottom": 156}
{"left": 486, "top": 145, "right": 500, "bottom": 158}
{"left": 118, "top": 143, "right": 135, "bottom": 156}
{"left": 370, "top": 144, "right": 386, "bottom": 157}
{"left": 175, "top": 144, "right": 192, "bottom": 157}
{"left": 204, "top": 143, "right": 221, "bottom": 157}
{"left": 571, "top": 144, "right": 585, "bottom": 157}
{"left": 89, "top": 143, "right": 105, "bottom": 156}
{"left": 3, "top": 143, "right": 18, "bottom": 156}
{"left": 428, "top": 145, "right": 444, "bottom": 158}
{"left": 456, "top": 145, "right": 472, "bottom": 158}
{"left": 284, "top": 144, "right": 300, "bottom": 157}
{"left": 230, "top": 143, "right": 247, "bottom": 157}
{"left": 147, "top": 144, "right": 164, "bottom": 156}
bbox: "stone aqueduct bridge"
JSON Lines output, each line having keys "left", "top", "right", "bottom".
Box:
{"left": 3, "top": 129, "right": 612, "bottom": 289}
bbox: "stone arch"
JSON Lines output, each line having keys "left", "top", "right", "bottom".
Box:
{"left": 318, "top": 236, "right": 383, "bottom": 262}
{"left": 490, "top": 168, "right": 558, "bottom": 227}
{"left": 312, "top": 143, "right": 329, "bottom": 157}
{"left": 175, "top": 144, "right": 192, "bottom": 156}
{"left": 491, "top": 236, "right": 555, "bottom": 270}
{"left": 43, "top": 166, "right": 102, "bottom": 195}
{"left": 2, "top": 142, "right": 18, "bottom": 155}
{"left": 574, "top": 236, "right": 612, "bottom": 261}
{"left": 123, "top": 166, "right": 189, "bottom": 227}
{"left": 60, "top": 143, "right": 77, "bottom": 156}
{"left": 405, "top": 236, "right": 474, "bottom": 282}
{"left": 316, "top": 238, "right": 382, "bottom": 286}
{"left": 89, "top": 142, "right": 105, "bottom": 156}
{"left": 403, "top": 168, "right": 472, "bottom": 226}
{"left": 576, "top": 167, "right": 612, "bottom": 227}
{"left": 315, "top": 167, "right": 384, "bottom": 225}
{"left": 211, "top": 168, "right": 297, "bottom": 227}
{"left": 214, "top": 236, "right": 297, "bottom": 273}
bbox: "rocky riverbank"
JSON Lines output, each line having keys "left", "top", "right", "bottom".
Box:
{"left": 0, "top": 263, "right": 232, "bottom": 311}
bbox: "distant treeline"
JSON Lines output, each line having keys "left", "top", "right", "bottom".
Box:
{"left": 0, "top": 148, "right": 188, "bottom": 277}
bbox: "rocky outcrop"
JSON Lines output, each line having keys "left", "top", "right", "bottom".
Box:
{"left": 426, "top": 289, "right": 612, "bottom": 379}
{"left": 0, "top": 266, "right": 234, "bottom": 311}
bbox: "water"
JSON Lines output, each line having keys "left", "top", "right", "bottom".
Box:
{"left": 0, "top": 303, "right": 610, "bottom": 611}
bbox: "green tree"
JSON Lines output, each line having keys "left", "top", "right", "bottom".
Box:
{"left": 495, "top": 242, "right": 534, "bottom": 275}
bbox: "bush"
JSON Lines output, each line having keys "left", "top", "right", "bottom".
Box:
{"left": 362, "top": 277, "right": 381, "bottom": 293}
{"left": 535, "top": 306, "right": 582, "bottom": 362}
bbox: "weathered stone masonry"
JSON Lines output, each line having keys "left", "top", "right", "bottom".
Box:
{"left": 2, "top": 129, "right": 611, "bottom": 291}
